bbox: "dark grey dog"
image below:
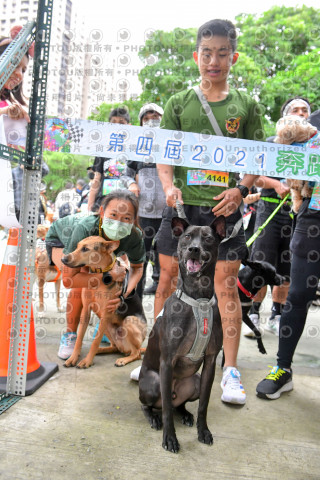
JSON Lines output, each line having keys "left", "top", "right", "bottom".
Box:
{"left": 139, "top": 215, "right": 226, "bottom": 453}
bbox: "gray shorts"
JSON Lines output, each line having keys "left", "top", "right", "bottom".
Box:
{"left": 156, "top": 205, "right": 248, "bottom": 262}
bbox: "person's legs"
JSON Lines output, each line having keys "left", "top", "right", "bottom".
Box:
{"left": 277, "top": 254, "right": 320, "bottom": 369}
{"left": 154, "top": 253, "right": 178, "bottom": 319}
{"left": 214, "top": 259, "right": 242, "bottom": 367}
{"left": 256, "top": 253, "right": 320, "bottom": 399}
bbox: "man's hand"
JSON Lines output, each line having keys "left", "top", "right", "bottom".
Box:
{"left": 212, "top": 188, "right": 242, "bottom": 217}
{"left": 128, "top": 183, "right": 140, "bottom": 197}
{"left": 274, "top": 181, "right": 290, "bottom": 199}
{"left": 164, "top": 185, "right": 183, "bottom": 208}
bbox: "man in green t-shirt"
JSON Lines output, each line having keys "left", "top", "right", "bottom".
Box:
{"left": 156, "top": 19, "right": 265, "bottom": 406}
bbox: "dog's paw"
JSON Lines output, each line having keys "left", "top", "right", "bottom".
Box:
{"left": 150, "top": 413, "right": 162, "bottom": 430}
{"left": 114, "top": 358, "right": 127, "bottom": 367}
{"left": 162, "top": 432, "right": 180, "bottom": 453}
{"left": 63, "top": 356, "right": 78, "bottom": 368}
{"left": 57, "top": 306, "right": 66, "bottom": 313}
{"left": 76, "top": 359, "right": 93, "bottom": 369}
{"left": 197, "top": 428, "right": 213, "bottom": 445}
{"left": 181, "top": 411, "right": 194, "bottom": 427}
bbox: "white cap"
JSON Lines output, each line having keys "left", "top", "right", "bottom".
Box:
{"left": 138, "top": 103, "right": 164, "bottom": 125}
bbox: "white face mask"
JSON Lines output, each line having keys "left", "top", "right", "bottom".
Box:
{"left": 143, "top": 119, "right": 161, "bottom": 128}
{"left": 102, "top": 218, "right": 133, "bottom": 240}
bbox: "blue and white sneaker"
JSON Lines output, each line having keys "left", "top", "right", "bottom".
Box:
{"left": 93, "top": 322, "right": 110, "bottom": 344}
{"left": 58, "top": 332, "right": 77, "bottom": 360}
{"left": 221, "top": 367, "right": 246, "bottom": 405}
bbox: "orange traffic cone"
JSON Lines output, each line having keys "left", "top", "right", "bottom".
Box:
{"left": 0, "top": 228, "right": 58, "bottom": 395}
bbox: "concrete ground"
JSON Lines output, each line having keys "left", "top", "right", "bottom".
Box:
{"left": 0, "top": 239, "right": 320, "bottom": 480}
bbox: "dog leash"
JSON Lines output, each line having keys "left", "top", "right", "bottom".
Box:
{"left": 175, "top": 199, "right": 187, "bottom": 219}
{"left": 246, "top": 193, "right": 290, "bottom": 247}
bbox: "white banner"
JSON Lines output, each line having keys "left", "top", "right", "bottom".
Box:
{"left": 43, "top": 117, "right": 320, "bottom": 182}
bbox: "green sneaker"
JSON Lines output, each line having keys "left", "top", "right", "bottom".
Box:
{"left": 256, "top": 366, "right": 293, "bottom": 400}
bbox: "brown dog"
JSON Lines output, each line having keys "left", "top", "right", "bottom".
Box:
{"left": 61, "top": 236, "right": 147, "bottom": 369}
{"left": 35, "top": 225, "right": 63, "bottom": 314}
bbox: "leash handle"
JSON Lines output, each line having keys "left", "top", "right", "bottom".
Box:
{"left": 246, "top": 193, "right": 290, "bottom": 247}
{"left": 175, "top": 199, "right": 187, "bottom": 219}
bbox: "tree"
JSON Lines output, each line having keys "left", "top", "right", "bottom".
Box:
{"left": 43, "top": 152, "right": 91, "bottom": 201}
{"left": 137, "top": 7, "right": 320, "bottom": 136}
{"left": 138, "top": 28, "right": 199, "bottom": 108}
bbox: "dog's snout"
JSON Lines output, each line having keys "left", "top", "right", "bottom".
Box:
{"left": 188, "top": 246, "right": 200, "bottom": 254}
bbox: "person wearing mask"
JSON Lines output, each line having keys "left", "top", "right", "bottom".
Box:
{"left": 121, "top": 103, "right": 166, "bottom": 297}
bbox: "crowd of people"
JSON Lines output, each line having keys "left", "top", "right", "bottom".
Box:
{"left": 1, "top": 19, "right": 319, "bottom": 407}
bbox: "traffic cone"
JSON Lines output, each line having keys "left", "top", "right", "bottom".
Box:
{"left": 0, "top": 228, "right": 58, "bottom": 395}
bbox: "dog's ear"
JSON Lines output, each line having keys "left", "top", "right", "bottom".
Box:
{"left": 101, "top": 240, "right": 120, "bottom": 252}
{"left": 242, "top": 259, "right": 260, "bottom": 271}
{"left": 210, "top": 216, "right": 226, "bottom": 241}
{"left": 171, "top": 217, "right": 190, "bottom": 238}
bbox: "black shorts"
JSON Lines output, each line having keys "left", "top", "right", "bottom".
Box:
{"left": 250, "top": 200, "right": 293, "bottom": 280}
{"left": 156, "top": 205, "right": 248, "bottom": 262}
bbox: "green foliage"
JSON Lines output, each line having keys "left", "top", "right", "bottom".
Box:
{"left": 43, "top": 151, "right": 92, "bottom": 201}
{"left": 138, "top": 28, "right": 199, "bottom": 107}
{"left": 234, "top": 6, "right": 320, "bottom": 124}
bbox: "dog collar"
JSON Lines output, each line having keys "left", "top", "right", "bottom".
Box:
{"left": 237, "top": 278, "right": 256, "bottom": 300}
{"left": 90, "top": 253, "right": 117, "bottom": 274}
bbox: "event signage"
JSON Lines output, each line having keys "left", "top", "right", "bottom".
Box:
{"left": 44, "top": 117, "right": 320, "bottom": 182}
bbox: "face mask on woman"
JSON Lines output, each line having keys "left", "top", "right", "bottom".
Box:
{"left": 143, "top": 119, "right": 161, "bottom": 128}
{"left": 102, "top": 218, "right": 133, "bottom": 240}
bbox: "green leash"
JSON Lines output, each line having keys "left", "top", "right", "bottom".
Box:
{"left": 246, "top": 194, "right": 290, "bottom": 247}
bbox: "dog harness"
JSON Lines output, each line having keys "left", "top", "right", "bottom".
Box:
{"left": 175, "top": 289, "right": 216, "bottom": 362}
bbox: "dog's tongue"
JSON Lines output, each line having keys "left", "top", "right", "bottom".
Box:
{"left": 187, "top": 259, "right": 202, "bottom": 273}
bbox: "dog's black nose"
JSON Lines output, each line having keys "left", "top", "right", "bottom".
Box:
{"left": 188, "top": 246, "right": 200, "bottom": 254}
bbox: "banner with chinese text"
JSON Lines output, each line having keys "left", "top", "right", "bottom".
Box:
{"left": 43, "top": 118, "right": 320, "bottom": 182}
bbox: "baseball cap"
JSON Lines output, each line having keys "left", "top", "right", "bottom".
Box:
{"left": 138, "top": 103, "right": 164, "bottom": 125}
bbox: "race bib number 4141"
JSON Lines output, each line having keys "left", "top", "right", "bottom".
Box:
{"left": 187, "top": 170, "right": 229, "bottom": 186}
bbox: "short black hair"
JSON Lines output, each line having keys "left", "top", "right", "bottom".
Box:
{"left": 196, "top": 19, "right": 237, "bottom": 52}
{"left": 109, "top": 107, "right": 130, "bottom": 123}
{"left": 280, "top": 96, "right": 311, "bottom": 117}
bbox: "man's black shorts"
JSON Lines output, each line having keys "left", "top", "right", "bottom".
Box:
{"left": 156, "top": 204, "right": 248, "bottom": 262}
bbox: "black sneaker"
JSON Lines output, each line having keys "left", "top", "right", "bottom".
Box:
{"left": 256, "top": 366, "right": 293, "bottom": 400}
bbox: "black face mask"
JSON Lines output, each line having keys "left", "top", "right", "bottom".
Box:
{"left": 88, "top": 172, "right": 95, "bottom": 180}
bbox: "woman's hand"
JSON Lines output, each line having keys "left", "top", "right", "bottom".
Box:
{"left": 1, "top": 104, "right": 30, "bottom": 122}
{"left": 106, "top": 289, "right": 123, "bottom": 313}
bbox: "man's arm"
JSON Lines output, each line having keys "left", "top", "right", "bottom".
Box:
{"left": 157, "top": 164, "right": 183, "bottom": 207}
{"left": 87, "top": 171, "right": 101, "bottom": 211}
{"left": 255, "top": 176, "right": 290, "bottom": 198}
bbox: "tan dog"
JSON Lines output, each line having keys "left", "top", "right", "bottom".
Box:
{"left": 61, "top": 236, "right": 147, "bottom": 369}
{"left": 274, "top": 115, "right": 317, "bottom": 212}
{"left": 35, "top": 225, "right": 64, "bottom": 314}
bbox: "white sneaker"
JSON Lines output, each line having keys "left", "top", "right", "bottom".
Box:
{"left": 221, "top": 367, "right": 246, "bottom": 405}
{"left": 130, "top": 365, "right": 141, "bottom": 382}
{"left": 265, "top": 315, "right": 281, "bottom": 336}
{"left": 58, "top": 332, "right": 77, "bottom": 360}
{"left": 243, "top": 314, "right": 260, "bottom": 338}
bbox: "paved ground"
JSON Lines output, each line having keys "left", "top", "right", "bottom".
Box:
{"left": 0, "top": 236, "right": 320, "bottom": 479}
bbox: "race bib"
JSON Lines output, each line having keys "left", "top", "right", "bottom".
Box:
{"left": 187, "top": 170, "right": 229, "bottom": 186}
{"left": 308, "top": 183, "right": 320, "bottom": 210}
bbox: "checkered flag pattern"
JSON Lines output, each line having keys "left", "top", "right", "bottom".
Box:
{"left": 66, "top": 119, "right": 84, "bottom": 144}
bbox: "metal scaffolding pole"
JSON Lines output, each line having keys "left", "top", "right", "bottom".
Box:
{"left": 0, "top": 0, "right": 57, "bottom": 398}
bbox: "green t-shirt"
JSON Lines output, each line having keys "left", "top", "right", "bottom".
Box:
{"left": 160, "top": 87, "right": 265, "bottom": 207}
{"left": 46, "top": 214, "right": 146, "bottom": 264}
